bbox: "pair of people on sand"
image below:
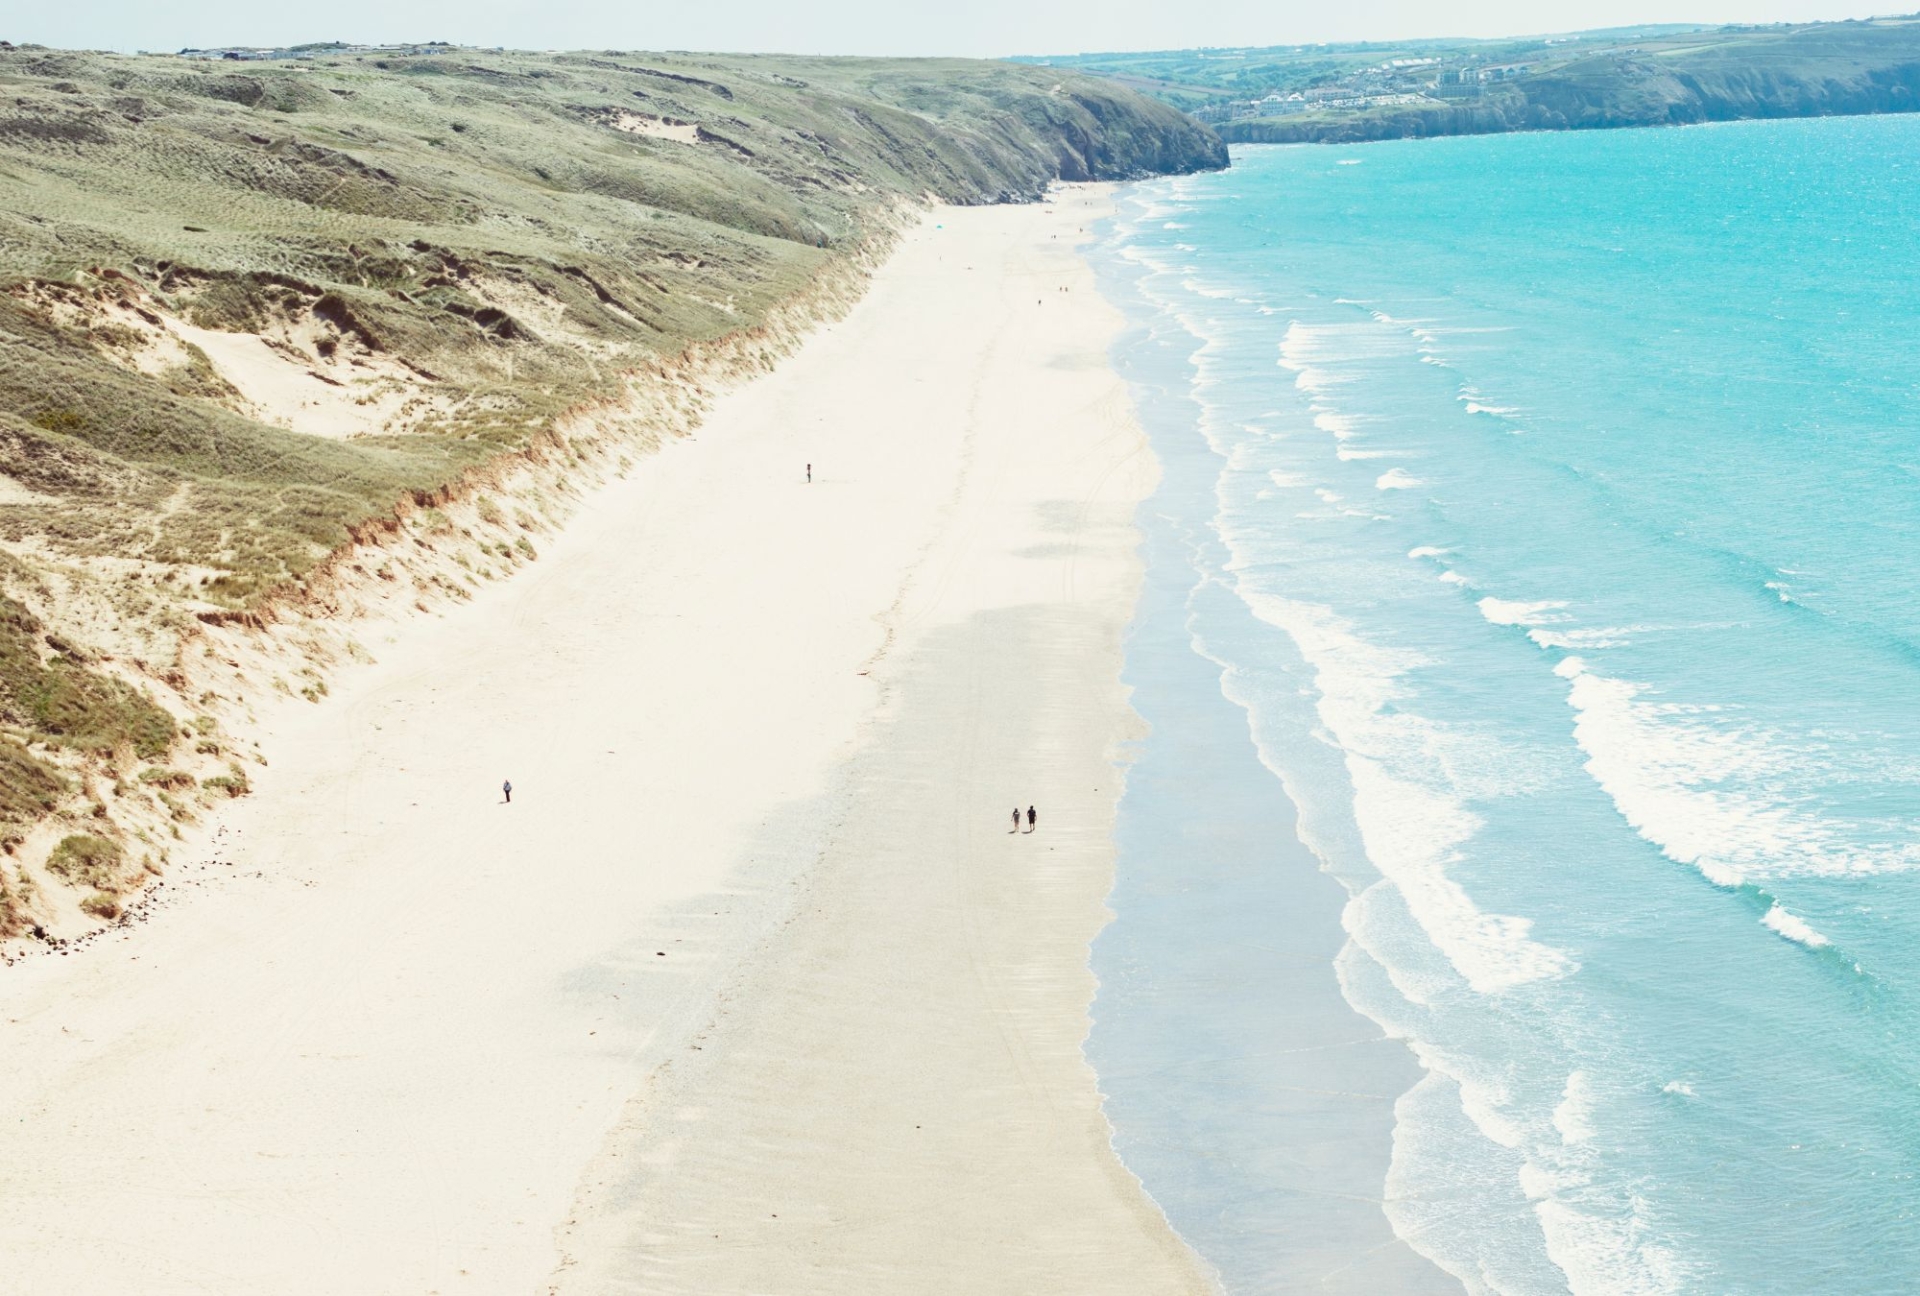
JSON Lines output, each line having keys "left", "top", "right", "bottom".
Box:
{"left": 1011, "top": 805, "right": 1036, "bottom": 833}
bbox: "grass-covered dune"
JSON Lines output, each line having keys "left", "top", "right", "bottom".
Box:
{"left": 0, "top": 44, "right": 1224, "bottom": 935}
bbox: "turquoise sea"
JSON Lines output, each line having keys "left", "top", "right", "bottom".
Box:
{"left": 1091, "top": 117, "right": 1920, "bottom": 1294}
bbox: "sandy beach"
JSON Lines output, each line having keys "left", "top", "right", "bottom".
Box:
{"left": 0, "top": 190, "right": 1211, "bottom": 1294}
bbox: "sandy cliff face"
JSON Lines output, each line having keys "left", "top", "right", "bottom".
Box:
{"left": 0, "top": 46, "right": 1226, "bottom": 942}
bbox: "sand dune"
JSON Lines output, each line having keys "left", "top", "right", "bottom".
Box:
{"left": 0, "top": 189, "right": 1206, "bottom": 1293}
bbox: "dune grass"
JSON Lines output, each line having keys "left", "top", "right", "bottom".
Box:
{"left": 79, "top": 891, "right": 122, "bottom": 920}
{"left": 44, "top": 834, "right": 124, "bottom": 890}
{"left": 0, "top": 591, "right": 176, "bottom": 758}
{"left": 0, "top": 740, "right": 66, "bottom": 826}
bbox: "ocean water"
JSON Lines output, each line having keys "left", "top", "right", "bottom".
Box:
{"left": 1091, "top": 117, "right": 1920, "bottom": 1294}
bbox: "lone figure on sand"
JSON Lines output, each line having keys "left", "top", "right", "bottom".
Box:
{"left": 806, "top": 463, "right": 812, "bottom": 483}
{"left": 1027, "top": 805, "right": 1036, "bottom": 832}
{"left": 502, "top": 779, "right": 513, "bottom": 804}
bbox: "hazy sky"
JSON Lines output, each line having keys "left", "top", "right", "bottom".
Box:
{"left": 15, "top": 0, "right": 1898, "bottom": 59}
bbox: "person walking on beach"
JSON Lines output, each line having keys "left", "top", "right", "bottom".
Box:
{"left": 1012, "top": 807, "right": 1022, "bottom": 833}
{"left": 502, "top": 779, "right": 512, "bottom": 804}
{"left": 806, "top": 463, "right": 812, "bottom": 483}
{"left": 1027, "top": 805, "right": 1036, "bottom": 832}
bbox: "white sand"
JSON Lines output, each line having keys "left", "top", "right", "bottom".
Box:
{"left": 0, "top": 474, "right": 50, "bottom": 505}
{"left": 0, "top": 191, "right": 1209, "bottom": 1294}
{"left": 168, "top": 316, "right": 439, "bottom": 439}
{"left": 608, "top": 111, "right": 702, "bottom": 144}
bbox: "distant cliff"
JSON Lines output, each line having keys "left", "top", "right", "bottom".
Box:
{"left": 1215, "top": 21, "right": 1920, "bottom": 144}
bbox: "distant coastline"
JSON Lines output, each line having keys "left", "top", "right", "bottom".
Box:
{"left": 1024, "top": 16, "right": 1920, "bottom": 146}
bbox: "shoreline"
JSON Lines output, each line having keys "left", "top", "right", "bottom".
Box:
{"left": 547, "top": 185, "right": 1214, "bottom": 1294}
{"left": 1085, "top": 193, "right": 1460, "bottom": 1293}
{"left": 0, "top": 189, "right": 1209, "bottom": 1292}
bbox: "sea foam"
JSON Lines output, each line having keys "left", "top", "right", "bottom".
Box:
{"left": 1760, "top": 903, "right": 1830, "bottom": 949}
{"left": 1242, "top": 593, "right": 1571, "bottom": 994}
{"left": 1552, "top": 1071, "right": 1598, "bottom": 1145}
{"left": 1479, "top": 597, "right": 1570, "bottom": 628}
{"left": 1554, "top": 658, "right": 1920, "bottom": 884}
